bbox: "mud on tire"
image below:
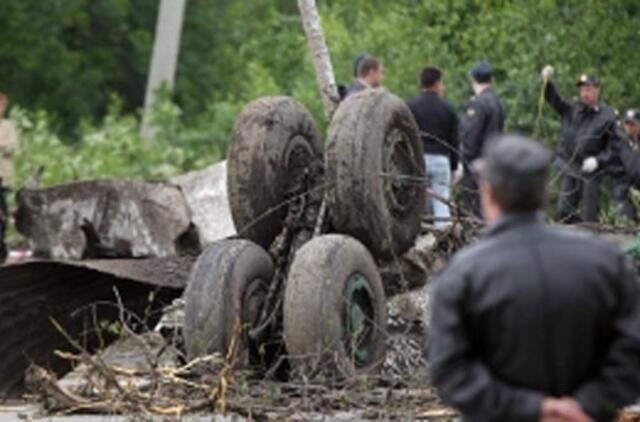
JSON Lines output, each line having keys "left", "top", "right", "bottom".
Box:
{"left": 184, "top": 239, "right": 274, "bottom": 362}
{"left": 283, "top": 234, "right": 387, "bottom": 379}
{"left": 227, "top": 97, "right": 323, "bottom": 249}
{"left": 326, "top": 89, "right": 425, "bottom": 259}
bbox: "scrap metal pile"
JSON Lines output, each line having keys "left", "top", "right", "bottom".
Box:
{"left": 2, "top": 90, "right": 638, "bottom": 420}
{"left": 0, "top": 90, "right": 482, "bottom": 420}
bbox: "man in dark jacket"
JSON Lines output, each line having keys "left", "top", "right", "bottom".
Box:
{"left": 611, "top": 109, "right": 640, "bottom": 221}
{"left": 343, "top": 56, "right": 383, "bottom": 98}
{"left": 407, "top": 66, "right": 459, "bottom": 229}
{"left": 459, "top": 62, "right": 505, "bottom": 217}
{"left": 541, "top": 66, "right": 622, "bottom": 223}
{"left": 429, "top": 134, "right": 640, "bottom": 422}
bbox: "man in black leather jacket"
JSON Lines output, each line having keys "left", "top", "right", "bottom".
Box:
{"left": 541, "top": 67, "right": 622, "bottom": 223}
{"left": 429, "top": 134, "right": 640, "bottom": 422}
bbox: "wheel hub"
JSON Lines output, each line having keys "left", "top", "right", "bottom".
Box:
{"left": 383, "top": 127, "right": 422, "bottom": 217}
{"left": 343, "top": 273, "right": 376, "bottom": 367}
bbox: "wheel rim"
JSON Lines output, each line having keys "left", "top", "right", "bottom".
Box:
{"left": 343, "top": 273, "right": 376, "bottom": 367}
{"left": 283, "top": 134, "right": 315, "bottom": 182}
{"left": 382, "top": 127, "right": 422, "bottom": 218}
{"left": 242, "top": 278, "right": 268, "bottom": 362}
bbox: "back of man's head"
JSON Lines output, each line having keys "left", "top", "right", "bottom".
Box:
{"left": 473, "top": 134, "right": 551, "bottom": 213}
{"left": 420, "top": 66, "right": 442, "bottom": 89}
{"left": 353, "top": 53, "right": 369, "bottom": 77}
{"left": 357, "top": 57, "right": 380, "bottom": 79}
{"left": 469, "top": 62, "right": 493, "bottom": 84}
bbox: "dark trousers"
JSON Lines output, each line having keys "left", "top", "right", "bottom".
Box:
{"left": 612, "top": 178, "right": 637, "bottom": 222}
{"left": 0, "top": 185, "right": 6, "bottom": 263}
{"left": 460, "top": 172, "right": 481, "bottom": 218}
{"left": 556, "top": 172, "right": 602, "bottom": 223}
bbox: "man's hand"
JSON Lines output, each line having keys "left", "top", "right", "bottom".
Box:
{"left": 581, "top": 157, "right": 599, "bottom": 173}
{"left": 541, "top": 65, "right": 555, "bottom": 81}
{"left": 453, "top": 164, "right": 464, "bottom": 185}
{"left": 541, "top": 397, "right": 592, "bottom": 422}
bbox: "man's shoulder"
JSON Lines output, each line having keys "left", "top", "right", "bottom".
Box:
{"left": 448, "top": 223, "right": 621, "bottom": 266}
{"left": 597, "top": 102, "right": 618, "bottom": 120}
{"left": 552, "top": 224, "right": 624, "bottom": 255}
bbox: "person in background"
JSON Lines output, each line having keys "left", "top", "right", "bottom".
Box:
{"left": 609, "top": 109, "right": 640, "bottom": 222}
{"left": 429, "top": 134, "right": 640, "bottom": 422}
{"left": 343, "top": 56, "right": 383, "bottom": 98}
{"left": 541, "top": 66, "right": 622, "bottom": 223}
{"left": 0, "top": 92, "right": 16, "bottom": 264}
{"left": 407, "top": 65, "right": 460, "bottom": 229}
{"left": 459, "top": 62, "right": 505, "bottom": 217}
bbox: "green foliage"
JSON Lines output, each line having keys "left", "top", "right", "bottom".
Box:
{"left": 12, "top": 92, "right": 231, "bottom": 187}
{"left": 3, "top": 1, "right": 640, "bottom": 186}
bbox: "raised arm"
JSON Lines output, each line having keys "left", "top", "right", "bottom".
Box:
{"left": 544, "top": 80, "right": 571, "bottom": 116}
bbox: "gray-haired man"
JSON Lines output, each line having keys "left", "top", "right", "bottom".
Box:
{"left": 429, "top": 134, "right": 640, "bottom": 421}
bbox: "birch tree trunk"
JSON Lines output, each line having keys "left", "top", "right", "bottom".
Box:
{"left": 297, "top": 0, "right": 339, "bottom": 122}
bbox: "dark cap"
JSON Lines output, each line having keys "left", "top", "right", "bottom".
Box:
{"left": 576, "top": 73, "right": 600, "bottom": 87}
{"left": 472, "top": 134, "right": 551, "bottom": 183}
{"left": 469, "top": 62, "right": 493, "bottom": 83}
{"left": 624, "top": 109, "right": 640, "bottom": 124}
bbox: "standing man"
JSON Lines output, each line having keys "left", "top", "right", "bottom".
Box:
{"left": 610, "top": 109, "right": 640, "bottom": 222}
{"left": 407, "top": 66, "right": 460, "bottom": 229}
{"left": 343, "top": 56, "right": 383, "bottom": 98}
{"left": 0, "top": 93, "right": 16, "bottom": 264}
{"left": 459, "top": 62, "right": 505, "bottom": 216}
{"left": 542, "top": 66, "right": 621, "bottom": 223}
{"left": 429, "top": 134, "right": 640, "bottom": 421}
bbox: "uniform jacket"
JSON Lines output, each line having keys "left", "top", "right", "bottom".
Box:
{"left": 429, "top": 212, "right": 640, "bottom": 422}
{"left": 460, "top": 87, "right": 505, "bottom": 166}
{"left": 545, "top": 81, "right": 621, "bottom": 169}
{"left": 407, "top": 91, "right": 460, "bottom": 170}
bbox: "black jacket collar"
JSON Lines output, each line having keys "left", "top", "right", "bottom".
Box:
{"left": 482, "top": 211, "right": 545, "bottom": 238}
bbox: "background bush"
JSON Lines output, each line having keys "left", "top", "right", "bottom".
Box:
{"left": 2, "top": 0, "right": 640, "bottom": 187}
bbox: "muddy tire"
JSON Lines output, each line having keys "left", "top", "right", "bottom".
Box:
{"left": 283, "top": 234, "right": 387, "bottom": 378}
{"left": 184, "top": 239, "right": 274, "bottom": 361}
{"left": 227, "top": 97, "right": 323, "bottom": 249}
{"left": 326, "top": 89, "right": 425, "bottom": 259}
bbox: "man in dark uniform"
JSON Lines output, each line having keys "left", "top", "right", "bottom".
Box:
{"left": 459, "top": 62, "right": 505, "bottom": 217}
{"left": 343, "top": 56, "right": 383, "bottom": 98}
{"left": 609, "top": 109, "right": 640, "bottom": 222}
{"left": 407, "top": 65, "right": 459, "bottom": 229}
{"left": 429, "top": 134, "right": 640, "bottom": 422}
{"left": 541, "top": 66, "right": 622, "bottom": 223}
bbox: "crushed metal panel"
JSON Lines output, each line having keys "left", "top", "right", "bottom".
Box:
{"left": 58, "top": 255, "right": 195, "bottom": 290}
{"left": 0, "top": 258, "right": 189, "bottom": 397}
{"left": 170, "top": 161, "right": 236, "bottom": 247}
{"left": 15, "top": 180, "right": 195, "bottom": 260}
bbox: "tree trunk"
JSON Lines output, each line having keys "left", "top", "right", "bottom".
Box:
{"left": 297, "top": 0, "right": 339, "bottom": 122}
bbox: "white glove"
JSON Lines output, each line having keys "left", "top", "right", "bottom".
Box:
{"left": 541, "top": 65, "right": 554, "bottom": 81}
{"left": 453, "top": 164, "right": 464, "bottom": 184}
{"left": 581, "top": 156, "right": 598, "bottom": 173}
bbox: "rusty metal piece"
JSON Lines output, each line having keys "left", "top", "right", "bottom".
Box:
{"left": 0, "top": 256, "right": 192, "bottom": 397}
